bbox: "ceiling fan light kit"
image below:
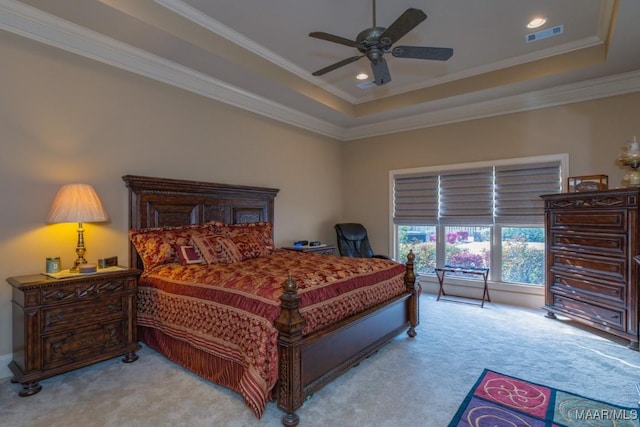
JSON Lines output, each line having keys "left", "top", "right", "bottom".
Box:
{"left": 309, "top": 0, "right": 453, "bottom": 86}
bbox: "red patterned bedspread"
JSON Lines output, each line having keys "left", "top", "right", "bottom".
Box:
{"left": 137, "top": 249, "right": 406, "bottom": 417}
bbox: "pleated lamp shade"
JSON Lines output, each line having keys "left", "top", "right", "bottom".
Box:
{"left": 46, "top": 184, "right": 110, "bottom": 224}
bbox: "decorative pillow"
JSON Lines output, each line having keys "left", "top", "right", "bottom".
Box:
{"left": 191, "top": 233, "right": 242, "bottom": 264}
{"left": 129, "top": 222, "right": 224, "bottom": 270}
{"left": 173, "top": 244, "right": 204, "bottom": 265}
{"left": 230, "top": 233, "right": 270, "bottom": 260}
{"left": 225, "top": 221, "right": 275, "bottom": 254}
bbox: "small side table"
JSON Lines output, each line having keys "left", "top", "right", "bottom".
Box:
{"left": 7, "top": 268, "right": 140, "bottom": 396}
{"left": 282, "top": 244, "right": 336, "bottom": 255}
{"left": 435, "top": 266, "right": 491, "bottom": 308}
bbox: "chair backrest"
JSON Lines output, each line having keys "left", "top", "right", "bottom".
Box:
{"left": 335, "top": 223, "right": 375, "bottom": 258}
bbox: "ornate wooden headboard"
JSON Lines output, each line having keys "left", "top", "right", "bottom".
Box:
{"left": 122, "top": 175, "right": 279, "bottom": 270}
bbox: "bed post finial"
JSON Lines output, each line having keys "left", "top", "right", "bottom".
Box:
{"left": 405, "top": 250, "right": 415, "bottom": 287}
{"left": 275, "top": 275, "right": 306, "bottom": 426}
{"left": 404, "top": 250, "right": 419, "bottom": 338}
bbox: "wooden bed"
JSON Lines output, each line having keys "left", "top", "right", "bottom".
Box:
{"left": 123, "top": 175, "right": 419, "bottom": 426}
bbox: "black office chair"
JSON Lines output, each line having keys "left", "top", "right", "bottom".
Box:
{"left": 335, "top": 223, "right": 390, "bottom": 259}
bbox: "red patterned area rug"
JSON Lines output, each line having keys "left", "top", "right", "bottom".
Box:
{"left": 449, "top": 369, "right": 640, "bottom": 427}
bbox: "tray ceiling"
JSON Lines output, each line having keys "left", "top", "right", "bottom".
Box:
{"left": 1, "top": 0, "right": 639, "bottom": 140}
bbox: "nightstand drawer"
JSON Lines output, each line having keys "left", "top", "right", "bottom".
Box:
{"left": 40, "top": 278, "right": 127, "bottom": 305}
{"left": 42, "top": 320, "right": 126, "bottom": 370}
{"left": 43, "top": 296, "right": 125, "bottom": 333}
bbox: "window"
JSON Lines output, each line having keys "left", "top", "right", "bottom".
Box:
{"left": 392, "top": 155, "right": 565, "bottom": 286}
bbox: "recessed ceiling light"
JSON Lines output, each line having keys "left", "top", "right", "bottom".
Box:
{"left": 356, "top": 73, "right": 369, "bottom": 80}
{"left": 527, "top": 17, "right": 546, "bottom": 29}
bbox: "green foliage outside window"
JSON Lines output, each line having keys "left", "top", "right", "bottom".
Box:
{"left": 398, "top": 232, "right": 544, "bottom": 285}
{"left": 501, "top": 239, "right": 544, "bottom": 284}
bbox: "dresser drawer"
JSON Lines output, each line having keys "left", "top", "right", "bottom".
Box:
{"left": 550, "top": 251, "right": 626, "bottom": 283}
{"left": 40, "top": 278, "right": 127, "bottom": 305}
{"left": 42, "top": 296, "right": 125, "bottom": 333}
{"left": 549, "top": 210, "right": 627, "bottom": 232}
{"left": 41, "top": 320, "right": 126, "bottom": 371}
{"left": 549, "top": 272, "right": 625, "bottom": 304}
{"left": 551, "top": 294, "right": 625, "bottom": 331}
{"left": 549, "top": 231, "right": 626, "bottom": 257}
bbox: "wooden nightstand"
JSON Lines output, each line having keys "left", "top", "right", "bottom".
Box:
{"left": 7, "top": 268, "right": 140, "bottom": 396}
{"left": 282, "top": 244, "right": 336, "bottom": 255}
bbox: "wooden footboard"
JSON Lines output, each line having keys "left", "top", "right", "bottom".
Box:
{"left": 275, "top": 251, "right": 418, "bottom": 426}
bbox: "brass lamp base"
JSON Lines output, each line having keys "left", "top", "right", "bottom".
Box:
{"left": 622, "top": 169, "right": 640, "bottom": 187}
{"left": 69, "top": 222, "right": 88, "bottom": 272}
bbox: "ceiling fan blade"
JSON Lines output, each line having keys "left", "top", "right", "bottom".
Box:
{"left": 392, "top": 46, "right": 453, "bottom": 61}
{"left": 309, "top": 32, "right": 357, "bottom": 48}
{"left": 380, "top": 8, "right": 427, "bottom": 45}
{"left": 371, "top": 57, "right": 391, "bottom": 85}
{"left": 312, "top": 55, "right": 364, "bottom": 76}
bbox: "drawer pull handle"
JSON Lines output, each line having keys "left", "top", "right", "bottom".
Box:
{"left": 108, "top": 304, "right": 117, "bottom": 311}
{"left": 56, "top": 291, "right": 65, "bottom": 299}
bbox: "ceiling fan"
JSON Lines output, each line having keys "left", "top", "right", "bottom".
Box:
{"left": 309, "top": 0, "right": 453, "bottom": 86}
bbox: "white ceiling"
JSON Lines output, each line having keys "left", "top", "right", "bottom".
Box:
{"left": 2, "top": 0, "right": 640, "bottom": 140}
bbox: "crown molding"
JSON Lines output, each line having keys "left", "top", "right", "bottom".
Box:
{"left": 0, "top": 0, "right": 345, "bottom": 139}
{"left": 1, "top": 0, "right": 638, "bottom": 142}
{"left": 343, "top": 70, "right": 640, "bottom": 140}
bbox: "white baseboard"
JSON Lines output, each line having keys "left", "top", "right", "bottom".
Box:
{"left": 0, "top": 353, "right": 12, "bottom": 379}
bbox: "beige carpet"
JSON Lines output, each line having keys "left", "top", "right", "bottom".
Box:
{"left": 2, "top": 295, "right": 639, "bottom": 426}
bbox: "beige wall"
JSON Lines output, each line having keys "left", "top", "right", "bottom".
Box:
{"left": 342, "top": 93, "right": 640, "bottom": 254}
{"left": 2, "top": 28, "right": 640, "bottom": 365}
{"left": 0, "top": 33, "right": 343, "bottom": 358}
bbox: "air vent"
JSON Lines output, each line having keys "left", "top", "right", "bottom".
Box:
{"left": 357, "top": 81, "right": 377, "bottom": 89}
{"left": 525, "top": 24, "right": 563, "bottom": 43}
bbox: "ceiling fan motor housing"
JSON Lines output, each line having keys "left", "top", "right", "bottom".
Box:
{"left": 356, "top": 27, "right": 388, "bottom": 50}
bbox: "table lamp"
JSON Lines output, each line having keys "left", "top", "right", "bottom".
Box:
{"left": 46, "top": 184, "right": 110, "bottom": 272}
{"left": 617, "top": 136, "right": 640, "bottom": 187}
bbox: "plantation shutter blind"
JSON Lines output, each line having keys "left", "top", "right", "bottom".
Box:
{"left": 439, "top": 168, "right": 494, "bottom": 225}
{"left": 393, "top": 173, "right": 438, "bottom": 225}
{"left": 494, "top": 161, "right": 562, "bottom": 225}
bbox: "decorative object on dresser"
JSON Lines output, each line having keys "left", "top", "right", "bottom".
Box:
{"left": 46, "top": 184, "right": 110, "bottom": 272}
{"left": 617, "top": 136, "right": 640, "bottom": 187}
{"left": 7, "top": 268, "right": 140, "bottom": 396}
{"left": 541, "top": 188, "right": 640, "bottom": 350}
{"left": 567, "top": 175, "right": 608, "bottom": 192}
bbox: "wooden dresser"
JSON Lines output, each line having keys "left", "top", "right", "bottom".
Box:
{"left": 7, "top": 268, "right": 140, "bottom": 396}
{"left": 542, "top": 188, "right": 640, "bottom": 350}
